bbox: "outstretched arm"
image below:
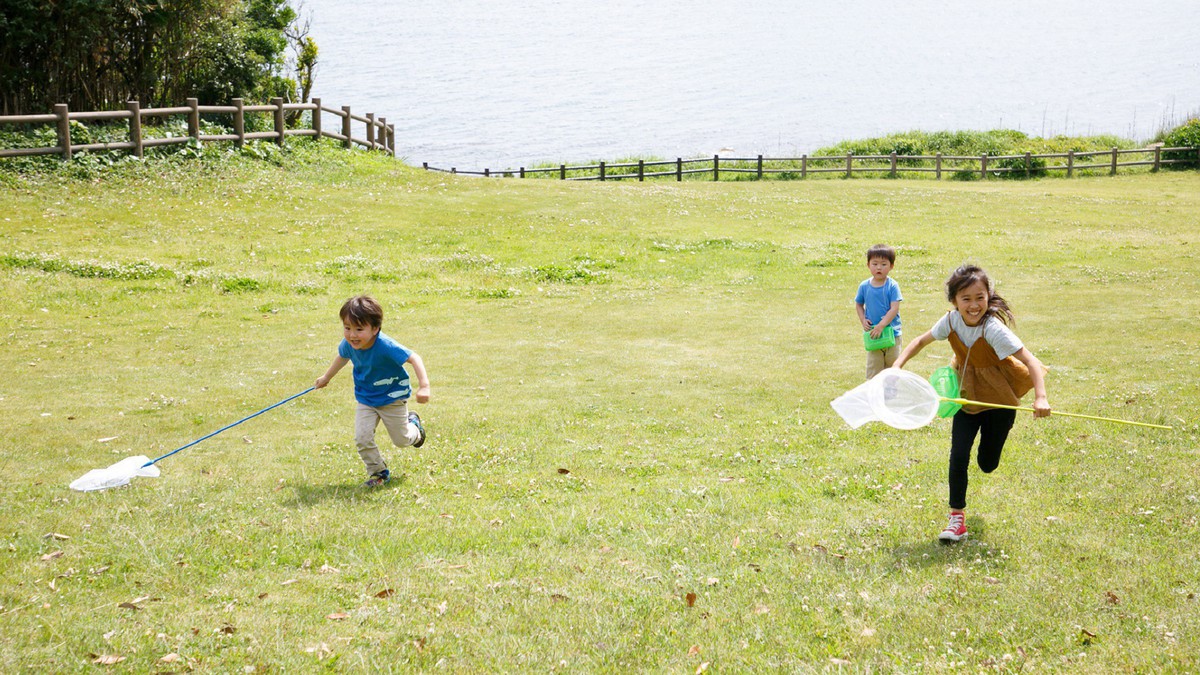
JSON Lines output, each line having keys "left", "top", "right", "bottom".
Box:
{"left": 315, "top": 355, "right": 349, "bottom": 389}
{"left": 407, "top": 352, "right": 431, "bottom": 403}
{"left": 1012, "top": 347, "right": 1050, "bottom": 418}
{"left": 892, "top": 330, "right": 934, "bottom": 370}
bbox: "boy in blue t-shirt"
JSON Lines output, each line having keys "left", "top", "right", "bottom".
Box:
{"left": 854, "top": 244, "right": 903, "bottom": 380}
{"left": 315, "top": 295, "right": 430, "bottom": 487}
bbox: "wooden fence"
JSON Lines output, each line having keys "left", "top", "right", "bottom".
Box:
{"left": 423, "top": 146, "right": 1200, "bottom": 181}
{"left": 0, "top": 97, "right": 394, "bottom": 160}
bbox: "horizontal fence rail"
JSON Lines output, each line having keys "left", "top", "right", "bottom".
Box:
{"left": 0, "top": 97, "right": 395, "bottom": 160}
{"left": 423, "top": 146, "right": 1200, "bottom": 182}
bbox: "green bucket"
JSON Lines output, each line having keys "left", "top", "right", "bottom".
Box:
{"left": 930, "top": 366, "right": 962, "bottom": 418}
{"left": 862, "top": 325, "right": 895, "bottom": 351}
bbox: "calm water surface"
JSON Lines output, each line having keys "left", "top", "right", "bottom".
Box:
{"left": 304, "top": 1, "right": 1200, "bottom": 170}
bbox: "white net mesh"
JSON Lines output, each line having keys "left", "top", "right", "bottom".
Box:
{"left": 69, "top": 455, "right": 160, "bottom": 492}
{"left": 831, "top": 368, "right": 939, "bottom": 430}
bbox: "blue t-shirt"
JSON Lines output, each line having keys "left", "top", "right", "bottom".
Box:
{"left": 338, "top": 332, "right": 414, "bottom": 407}
{"left": 855, "top": 277, "right": 903, "bottom": 335}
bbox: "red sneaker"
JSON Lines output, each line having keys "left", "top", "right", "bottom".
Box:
{"left": 938, "top": 513, "right": 968, "bottom": 542}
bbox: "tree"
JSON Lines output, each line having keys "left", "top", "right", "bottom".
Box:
{"left": 0, "top": 0, "right": 315, "bottom": 115}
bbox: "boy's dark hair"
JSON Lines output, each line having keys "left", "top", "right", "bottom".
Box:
{"left": 945, "top": 264, "right": 1014, "bottom": 326}
{"left": 340, "top": 295, "right": 383, "bottom": 329}
{"left": 866, "top": 244, "right": 896, "bottom": 264}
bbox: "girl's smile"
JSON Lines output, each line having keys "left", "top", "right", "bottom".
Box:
{"left": 953, "top": 279, "right": 989, "bottom": 326}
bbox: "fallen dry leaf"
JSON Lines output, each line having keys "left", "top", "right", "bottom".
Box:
{"left": 696, "top": 662, "right": 710, "bottom": 674}
{"left": 326, "top": 612, "right": 350, "bottom": 621}
{"left": 706, "top": 577, "right": 720, "bottom": 586}
{"left": 861, "top": 627, "right": 877, "bottom": 637}
{"left": 92, "top": 654, "right": 125, "bottom": 665}
{"left": 117, "top": 602, "right": 139, "bottom": 611}
{"left": 830, "top": 657, "right": 851, "bottom": 666}
{"left": 318, "top": 564, "right": 340, "bottom": 574}
{"left": 220, "top": 625, "right": 236, "bottom": 634}
{"left": 732, "top": 535, "right": 741, "bottom": 549}
{"left": 685, "top": 592, "right": 698, "bottom": 607}
{"left": 97, "top": 436, "right": 118, "bottom": 443}
{"left": 435, "top": 600, "right": 448, "bottom": 615}
{"left": 550, "top": 593, "right": 568, "bottom": 602}
{"left": 1105, "top": 591, "right": 1120, "bottom": 605}
{"left": 557, "top": 468, "right": 571, "bottom": 474}
{"left": 40, "top": 551, "right": 64, "bottom": 562}
{"left": 258, "top": 593, "right": 268, "bottom": 600}
{"left": 160, "top": 653, "right": 182, "bottom": 663}
{"left": 375, "top": 588, "right": 395, "bottom": 599}
{"left": 687, "top": 645, "right": 701, "bottom": 656}
{"left": 43, "top": 533, "right": 70, "bottom": 541}
{"left": 280, "top": 579, "right": 298, "bottom": 586}
{"left": 753, "top": 604, "right": 770, "bottom": 615}
{"left": 438, "top": 513, "right": 453, "bottom": 519}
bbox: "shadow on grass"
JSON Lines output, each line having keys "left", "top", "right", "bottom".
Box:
{"left": 888, "top": 515, "right": 988, "bottom": 567}
{"left": 283, "top": 474, "right": 407, "bottom": 507}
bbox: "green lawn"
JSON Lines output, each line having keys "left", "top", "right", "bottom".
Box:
{"left": 1, "top": 148, "right": 1198, "bottom": 672}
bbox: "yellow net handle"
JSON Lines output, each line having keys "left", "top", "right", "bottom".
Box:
{"left": 941, "top": 398, "right": 1173, "bottom": 430}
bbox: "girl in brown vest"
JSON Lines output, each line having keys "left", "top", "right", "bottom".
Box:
{"left": 893, "top": 265, "right": 1050, "bottom": 542}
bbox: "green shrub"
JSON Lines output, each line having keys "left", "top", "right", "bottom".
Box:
{"left": 1157, "top": 117, "right": 1200, "bottom": 168}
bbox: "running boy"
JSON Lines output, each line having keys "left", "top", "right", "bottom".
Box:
{"left": 855, "top": 244, "right": 903, "bottom": 379}
{"left": 315, "top": 295, "right": 429, "bottom": 487}
{"left": 893, "top": 265, "right": 1049, "bottom": 542}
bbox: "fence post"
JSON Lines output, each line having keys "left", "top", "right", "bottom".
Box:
{"left": 272, "top": 97, "right": 285, "bottom": 145}
{"left": 801, "top": 154, "right": 807, "bottom": 179}
{"left": 520, "top": 167, "right": 525, "bottom": 178}
{"left": 890, "top": 152, "right": 897, "bottom": 178}
{"left": 936, "top": 153, "right": 942, "bottom": 180}
{"left": 366, "top": 112, "right": 376, "bottom": 150}
{"left": 676, "top": 158, "right": 682, "bottom": 182}
{"left": 389, "top": 124, "right": 396, "bottom": 156}
{"left": 341, "top": 106, "right": 352, "bottom": 149}
{"left": 638, "top": 159, "right": 644, "bottom": 182}
{"left": 311, "top": 97, "right": 322, "bottom": 138}
{"left": 560, "top": 164, "right": 565, "bottom": 180}
{"left": 484, "top": 168, "right": 489, "bottom": 177}
{"left": 980, "top": 154, "right": 988, "bottom": 180}
{"left": 1024, "top": 152, "right": 1031, "bottom": 178}
{"left": 845, "top": 152, "right": 852, "bottom": 179}
{"left": 231, "top": 98, "right": 245, "bottom": 148}
{"left": 599, "top": 161, "right": 606, "bottom": 181}
{"left": 1110, "top": 147, "right": 1118, "bottom": 175}
{"left": 713, "top": 155, "right": 719, "bottom": 181}
{"left": 378, "top": 117, "right": 387, "bottom": 152}
{"left": 422, "top": 162, "right": 428, "bottom": 170}
{"left": 187, "top": 97, "right": 199, "bottom": 142}
{"left": 1067, "top": 150, "right": 1074, "bottom": 177}
{"left": 127, "top": 100, "right": 143, "bottom": 158}
{"left": 757, "top": 154, "right": 763, "bottom": 179}
{"left": 1153, "top": 145, "right": 1161, "bottom": 172}
{"left": 54, "top": 104, "right": 72, "bottom": 161}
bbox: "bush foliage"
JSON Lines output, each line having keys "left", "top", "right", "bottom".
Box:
{"left": 0, "top": 0, "right": 307, "bottom": 115}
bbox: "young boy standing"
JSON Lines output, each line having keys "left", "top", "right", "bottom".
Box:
{"left": 315, "top": 295, "right": 430, "bottom": 487}
{"left": 855, "top": 244, "right": 903, "bottom": 380}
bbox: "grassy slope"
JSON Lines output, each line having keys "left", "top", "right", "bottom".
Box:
{"left": 1, "top": 150, "right": 1198, "bottom": 672}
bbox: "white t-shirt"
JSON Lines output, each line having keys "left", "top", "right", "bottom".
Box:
{"left": 930, "top": 312, "right": 1023, "bottom": 360}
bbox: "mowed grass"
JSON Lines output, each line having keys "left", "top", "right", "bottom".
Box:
{"left": 1, "top": 148, "right": 1198, "bottom": 672}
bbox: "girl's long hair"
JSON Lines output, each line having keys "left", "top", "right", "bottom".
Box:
{"left": 945, "top": 265, "right": 1015, "bottom": 325}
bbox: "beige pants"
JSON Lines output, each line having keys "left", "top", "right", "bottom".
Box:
{"left": 355, "top": 400, "right": 421, "bottom": 476}
{"left": 865, "top": 335, "right": 903, "bottom": 380}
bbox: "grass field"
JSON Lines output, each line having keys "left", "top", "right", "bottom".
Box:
{"left": 1, "top": 147, "right": 1198, "bottom": 672}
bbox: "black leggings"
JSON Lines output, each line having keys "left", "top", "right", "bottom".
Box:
{"left": 948, "top": 408, "right": 1017, "bottom": 510}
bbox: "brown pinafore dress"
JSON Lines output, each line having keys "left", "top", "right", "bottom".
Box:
{"left": 947, "top": 327, "right": 1044, "bottom": 414}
